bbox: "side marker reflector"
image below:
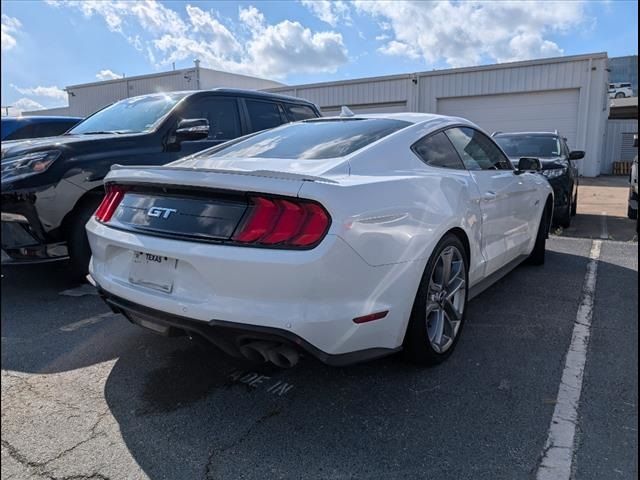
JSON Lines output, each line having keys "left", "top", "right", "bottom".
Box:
{"left": 353, "top": 311, "right": 389, "bottom": 324}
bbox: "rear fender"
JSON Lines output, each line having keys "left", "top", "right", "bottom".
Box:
{"left": 298, "top": 172, "right": 483, "bottom": 278}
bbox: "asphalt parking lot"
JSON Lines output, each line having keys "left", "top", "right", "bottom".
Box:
{"left": 2, "top": 229, "right": 637, "bottom": 480}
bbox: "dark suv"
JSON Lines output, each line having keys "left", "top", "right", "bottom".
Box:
{"left": 1, "top": 89, "right": 320, "bottom": 277}
{"left": 493, "top": 132, "right": 584, "bottom": 228}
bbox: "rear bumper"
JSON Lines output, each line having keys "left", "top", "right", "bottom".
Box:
{"left": 1, "top": 211, "right": 68, "bottom": 264}
{"left": 95, "top": 286, "right": 400, "bottom": 366}
{"left": 86, "top": 217, "right": 423, "bottom": 360}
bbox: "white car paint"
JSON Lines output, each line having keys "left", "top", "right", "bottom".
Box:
{"left": 86, "top": 113, "right": 552, "bottom": 363}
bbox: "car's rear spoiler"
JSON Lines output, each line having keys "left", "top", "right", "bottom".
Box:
{"left": 110, "top": 164, "right": 339, "bottom": 184}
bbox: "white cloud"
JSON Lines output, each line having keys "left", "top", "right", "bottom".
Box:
{"left": 96, "top": 69, "right": 123, "bottom": 81}
{"left": 1, "top": 14, "right": 21, "bottom": 51}
{"left": 4, "top": 97, "right": 45, "bottom": 116}
{"left": 301, "top": 0, "right": 351, "bottom": 27}
{"left": 378, "top": 40, "right": 419, "bottom": 59}
{"left": 10, "top": 84, "right": 68, "bottom": 101}
{"left": 46, "top": 1, "right": 348, "bottom": 79}
{"left": 355, "top": 0, "right": 587, "bottom": 67}
{"left": 239, "top": 10, "right": 348, "bottom": 77}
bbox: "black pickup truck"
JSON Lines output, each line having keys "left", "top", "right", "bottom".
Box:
{"left": 1, "top": 89, "right": 321, "bottom": 278}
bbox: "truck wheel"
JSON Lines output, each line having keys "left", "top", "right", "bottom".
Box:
{"left": 615, "top": 92, "right": 625, "bottom": 98}
{"left": 67, "top": 201, "right": 99, "bottom": 282}
{"left": 559, "top": 197, "right": 572, "bottom": 228}
{"left": 527, "top": 206, "right": 549, "bottom": 266}
{"left": 628, "top": 205, "right": 638, "bottom": 220}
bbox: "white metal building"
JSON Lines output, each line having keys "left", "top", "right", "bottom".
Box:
{"left": 25, "top": 61, "right": 283, "bottom": 118}
{"left": 25, "top": 53, "right": 610, "bottom": 176}
{"left": 268, "top": 53, "right": 610, "bottom": 177}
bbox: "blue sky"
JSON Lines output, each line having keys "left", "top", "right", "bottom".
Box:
{"left": 1, "top": 0, "right": 637, "bottom": 114}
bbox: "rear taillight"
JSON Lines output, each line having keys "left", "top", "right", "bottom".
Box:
{"left": 232, "top": 195, "right": 331, "bottom": 248}
{"left": 95, "top": 184, "right": 127, "bottom": 223}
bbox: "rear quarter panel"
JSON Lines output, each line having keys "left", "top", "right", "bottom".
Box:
{"left": 299, "top": 170, "right": 486, "bottom": 287}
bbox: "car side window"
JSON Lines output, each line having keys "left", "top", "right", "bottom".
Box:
{"left": 445, "top": 127, "right": 513, "bottom": 171}
{"left": 4, "top": 124, "right": 35, "bottom": 140}
{"left": 285, "top": 104, "right": 317, "bottom": 122}
{"left": 245, "top": 100, "right": 286, "bottom": 132}
{"left": 412, "top": 132, "right": 466, "bottom": 170}
{"left": 33, "top": 122, "right": 73, "bottom": 138}
{"left": 179, "top": 97, "right": 241, "bottom": 141}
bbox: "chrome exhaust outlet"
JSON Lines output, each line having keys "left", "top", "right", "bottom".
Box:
{"left": 238, "top": 341, "right": 276, "bottom": 363}
{"left": 266, "top": 344, "right": 300, "bottom": 369}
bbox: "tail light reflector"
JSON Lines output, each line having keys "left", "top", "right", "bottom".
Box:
{"left": 95, "top": 184, "right": 127, "bottom": 223}
{"left": 353, "top": 311, "right": 389, "bottom": 324}
{"left": 233, "top": 195, "right": 331, "bottom": 248}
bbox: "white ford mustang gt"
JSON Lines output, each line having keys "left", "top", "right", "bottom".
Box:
{"left": 86, "top": 113, "right": 553, "bottom": 368}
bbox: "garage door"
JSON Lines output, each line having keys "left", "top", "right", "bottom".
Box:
{"left": 322, "top": 101, "right": 407, "bottom": 116}
{"left": 437, "top": 89, "right": 580, "bottom": 149}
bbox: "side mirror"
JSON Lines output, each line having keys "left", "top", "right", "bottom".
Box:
{"left": 175, "top": 118, "right": 209, "bottom": 141}
{"left": 516, "top": 157, "right": 541, "bottom": 174}
{"left": 569, "top": 150, "right": 585, "bottom": 160}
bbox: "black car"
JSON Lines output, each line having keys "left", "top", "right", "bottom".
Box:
{"left": 493, "top": 131, "right": 585, "bottom": 228}
{"left": 1, "top": 89, "right": 321, "bottom": 278}
{"left": 1, "top": 116, "right": 83, "bottom": 141}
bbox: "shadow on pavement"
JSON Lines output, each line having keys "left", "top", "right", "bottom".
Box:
{"left": 554, "top": 213, "right": 637, "bottom": 242}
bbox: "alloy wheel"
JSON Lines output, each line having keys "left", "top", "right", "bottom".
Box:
{"left": 425, "top": 246, "right": 467, "bottom": 353}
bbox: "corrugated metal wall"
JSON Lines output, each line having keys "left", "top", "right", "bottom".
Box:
{"left": 21, "top": 106, "right": 73, "bottom": 117}
{"left": 272, "top": 75, "right": 411, "bottom": 113}
{"left": 60, "top": 68, "right": 282, "bottom": 117}
{"left": 68, "top": 81, "right": 128, "bottom": 117}
{"left": 199, "top": 70, "right": 282, "bottom": 90}
{"left": 602, "top": 119, "right": 638, "bottom": 173}
{"left": 267, "top": 54, "right": 609, "bottom": 176}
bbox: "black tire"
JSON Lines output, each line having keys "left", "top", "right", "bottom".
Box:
{"left": 628, "top": 205, "right": 638, "bottom": 220}
{"left": 615, "top": 92, "right": 625, "bottom": 99}
{"left": 571, "top": 192, "right": 578, "bottom": 216}
{"left": 67, "top": 200, "right": 100, "bottom": 282}
{"left": 403, "top": 233, "right": 469, "bottom": 365}
{"left": 559, "top": 197, "right": 572, "bottom": 228}
{"left": 527, "top": 207, "right": 548, "bottom": 266}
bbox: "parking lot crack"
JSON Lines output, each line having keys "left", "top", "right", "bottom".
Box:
{"left": 1, "top": 408, "right": 110, "bottom": 478}
{"left": 46, "top": 474, "right": 111, "bottom": 480}
{"left": 1, "top": 438, "right": 49, "bottom": 470}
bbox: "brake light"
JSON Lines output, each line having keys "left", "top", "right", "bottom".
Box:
{"left": 233, "top": 195, "right": 331, "bottom": 248}
{"left": 95, "top": 184, "right": 127, "bottom": 223}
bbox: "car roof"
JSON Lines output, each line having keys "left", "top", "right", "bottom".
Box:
{"left": 1, "top": 116, "right": 83, "bottom": 122}
{"left": 494, "top": 131, "right": 560, "bottom": 137}
{"left": 308, "top": 112, "right": 472, "bottom": 125}
{"left": 120, "top": 89, "right": 319, "bottom": 107}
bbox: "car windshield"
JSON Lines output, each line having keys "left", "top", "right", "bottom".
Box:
{"left": 68, "top": 93, "right": 187, "bottom": 135}
{"left": 495, "top": 135, "right": 561, "bottom": 158}
{"left": 197, "top": 118, "right": 411, "bottom": 160}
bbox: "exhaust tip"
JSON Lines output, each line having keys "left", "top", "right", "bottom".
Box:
{"left": 238, "top": 341, "right": 276, "bottom": 363}
{"left": 267, "top": 345, "right": 300, "bottom": 369}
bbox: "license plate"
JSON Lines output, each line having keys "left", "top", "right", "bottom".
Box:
{"left": 128, "top": 251, "right": 177, "bottom": 293}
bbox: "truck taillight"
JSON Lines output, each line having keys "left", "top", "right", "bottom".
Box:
{"left": 95, "top": 185, "right": 127, "bottom": 223}
{"left": 232, "top": 195, "right": 331, "bottom": 248}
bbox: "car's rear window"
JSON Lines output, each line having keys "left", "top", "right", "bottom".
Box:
{"left": 495, "top": 135, "right": 561, "bottom": 158}
{"left": 207, "top": 118, "right": 411, "bottom": 160}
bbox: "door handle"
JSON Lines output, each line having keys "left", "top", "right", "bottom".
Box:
{"left": 483, "top": 191, "right": 497, "bottom": 200}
